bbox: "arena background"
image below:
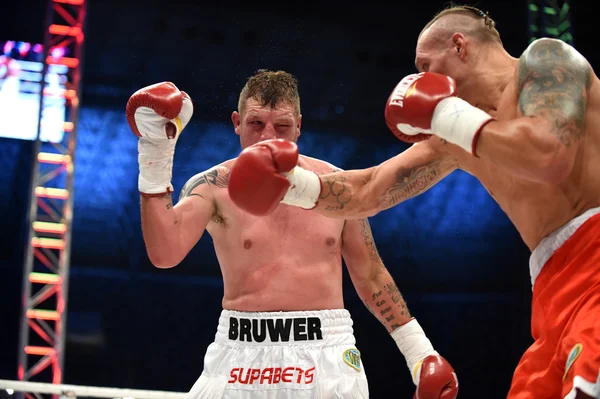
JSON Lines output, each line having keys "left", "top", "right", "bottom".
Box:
{"left": 0, "top": 0, "right": 596, "bottom": 398}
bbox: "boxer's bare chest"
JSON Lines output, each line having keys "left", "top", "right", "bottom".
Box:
{"left": 207, "top": 158, "right": 345, "bottom": 253}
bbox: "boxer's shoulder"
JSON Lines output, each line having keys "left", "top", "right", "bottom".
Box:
{"left": 179, "top": 162, "right": 232, "bottom": 200}
{"left": 517, "top": 38, "right": 591, "bottom": 92}
{"left": 219, "top": 158, "right": 235, "bottom": 172}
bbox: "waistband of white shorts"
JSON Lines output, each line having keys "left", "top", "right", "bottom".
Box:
{"left": 214, "top": 309, "right": 355, "bottom": 347}
{"left": 529, "top": 206, "right": 600, "bottom": 287}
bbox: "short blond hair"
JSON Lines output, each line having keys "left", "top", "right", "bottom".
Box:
{"left": 420, "top": 4, "right": 502, "bottom": 45}
{"left": 238, "top": 69, "right": 301, "bottom": 116}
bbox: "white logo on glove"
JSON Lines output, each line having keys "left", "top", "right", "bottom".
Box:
{"left": 396, "top": 123, "right": 431, "bottom": 136}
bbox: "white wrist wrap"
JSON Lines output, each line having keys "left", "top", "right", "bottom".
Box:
{"left": 134, "top": 104, "right": 189, "bottom": 197}
{"left": 138, "top": 138, "right": 176, "bottom": 195}
{"left": 391, "top": 319, "right": 438, "bottom": 385}
{"left": 281, "top": 166, "right": 321, "bottom": 209}
{"left": 431, "top": 97, "right": 494, "bottom": 154}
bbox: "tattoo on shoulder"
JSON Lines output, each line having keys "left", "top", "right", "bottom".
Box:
{"left": 518, "top": 38, "right": 591, "bottom": 147}
{"left": 359, "top": 218, "right": 381, "bottom": 262}
{"left": 379, "top": 158, "right": 444, "bottom": 209}
{"left": 180, "top": 167, "right": 230, "bottom": 200}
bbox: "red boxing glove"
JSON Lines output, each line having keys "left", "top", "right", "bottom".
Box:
{"left": 125, "top": 82, "right": 193, "bottom": 196}
{"left": 385, "top": 72, "right": 494, "bottom": 155}
{"left": 385, "top": 73, "right": 455, "bottom": 143}
{"left": 126, "top": 81, "right": 191, "bottom": 140}
{"left": 414, "top": 355, "right": 458, "bottom": 399}
{"left": 228, "top": 139, "right": 299, "bottom": 216}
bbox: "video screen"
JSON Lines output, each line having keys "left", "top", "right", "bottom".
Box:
{"left": 0, "top": 40, "right": 68, "bottom": 143}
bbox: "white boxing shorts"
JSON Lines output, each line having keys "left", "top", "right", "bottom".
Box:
{"left": 185, "top": 309, "right": 369, "bottom": 398}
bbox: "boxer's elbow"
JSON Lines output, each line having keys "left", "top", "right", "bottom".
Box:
{"left": 355, "top": 168, "right": 393, "bottom": 217}
{"left": 353, "top": 174, "right": 384, "bottom": 218}
{"left": 146, "top": 248, "right": 182, "bottom": 269}
{"left": 351, "top": 196, "right": 380, "bottom": 218}
{"left": 151, "top": 259, "right": 180, "bottom": 269}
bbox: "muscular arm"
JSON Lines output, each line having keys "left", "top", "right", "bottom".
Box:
{"left": 315, "top": 140, "right": 457, "bottom": 218}
{"left": 475, "top": 38, "right": 592, "bottom": 184}
{"left": 341, "top": 217, "right": 412, "bottom": 333}
{"left": 141, "top": 167, "right": 229, "bottom": 268}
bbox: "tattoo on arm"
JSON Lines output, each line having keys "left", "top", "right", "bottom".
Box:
{"left": 319, "top": 174, "right": 352, "bottom": 211}
{"left": 518, "top": 38, "right": 591, "bottom": 147}
{"left": 383, "top": 282, "right": 409, "bottom": 319}
{"left": 320, "top": 154, "right": 453, "bottom": 214}
{"left": 312, "top": 166, "right": 354, "bottom": 212}
{"left": 362, "top": 281, "right": 411, "bottom": 332}
{"left": 379, "top": 159, "right": 444, "bottom": 210}
{"left": 180, "top": 167, "right": 230, "bottom": 200}
{"left": 359, "top": 218, "right": 380, "bottom": 262}
{"left": 162, "top": 196, "right": 179, "bottom": 224}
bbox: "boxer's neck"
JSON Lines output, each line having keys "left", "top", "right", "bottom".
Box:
{"left": 460, "top": 49, "right": 518, "bottom": 113}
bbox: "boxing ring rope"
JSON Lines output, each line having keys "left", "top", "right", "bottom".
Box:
{"left": 0, "top": 379, "right": 186, "bottom": 399}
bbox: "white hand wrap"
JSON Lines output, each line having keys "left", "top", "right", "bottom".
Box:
{"left": 281, "top": 166, "right": 321, "bottom": 209}
{"left": 133, "top": 96, "right": 191, "bottom": 196}
{"left": 391, "top": 319, "right": 438, "bottom": 385}
{"left": 138, "top": 137, "right": 177, "bottom": 195}
{"left": 431, "top": 97, "right": 494, "bottom": 154}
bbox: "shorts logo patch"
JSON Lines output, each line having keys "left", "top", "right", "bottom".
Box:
{"left": 563, "top": 343, "right": 583, "bottom": 381}
{"left": 343, "top": 348, "right": 361, "bottom": 372}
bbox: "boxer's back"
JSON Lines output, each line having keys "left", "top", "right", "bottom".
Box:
{"left": 206, "top": 156, "right": 347, "bottom": 312}
{"left": 455, "top": 67, "right": 600, "bottom": 250}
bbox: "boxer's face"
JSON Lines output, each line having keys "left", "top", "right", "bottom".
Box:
{"left": 416, "top": 30, "right": 473, "bottom": 100}
{"left": 232, "top": 98, "right": 301, "bottom": 149}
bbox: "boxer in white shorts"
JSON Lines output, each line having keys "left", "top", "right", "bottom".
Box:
{"left": 125, "top": 70, "right": 458, "bottom": 398}
{"left": 188, "top": 310, "right": 366, "bottom": 398}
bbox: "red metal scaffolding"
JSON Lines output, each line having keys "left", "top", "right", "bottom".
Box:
{"left": 17, "top": 0, "right": 86, "bottom": 397}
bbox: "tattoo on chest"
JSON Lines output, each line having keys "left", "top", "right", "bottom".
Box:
{"left": 379, "top": 159, "right": 443, "bottom": 209}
